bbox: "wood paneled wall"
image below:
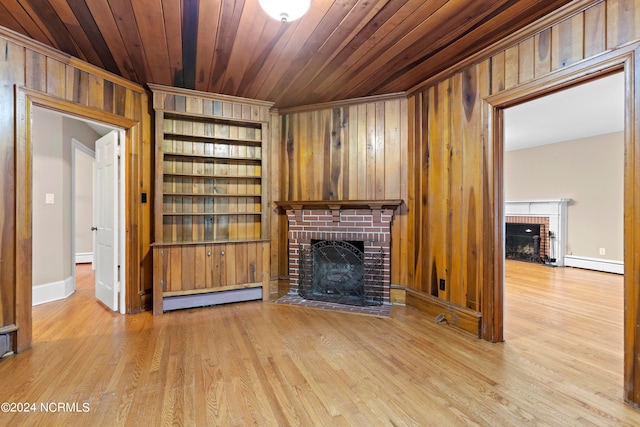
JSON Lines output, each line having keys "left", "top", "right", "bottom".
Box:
{"left": 277, "top": 95, "right": 414, "bottom": 287}
{"left": 410, "top": 0, "right": 639, "bottom": 335}
{"left": 408, "top": 0, "right": 640, "bottom": 404}
{"left": 0, "top": 26, "right": 152, "bottom": 352}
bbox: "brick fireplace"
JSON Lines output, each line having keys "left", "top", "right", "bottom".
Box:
{"left": 505, "top": 199, "right": 570, "bottom": 267}
{"left": 276, "top": 200, "right": 402, "bottom": 308}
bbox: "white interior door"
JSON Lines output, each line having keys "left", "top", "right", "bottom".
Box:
{"left": 95, "top": 131, "right": 119, "bottom": 311}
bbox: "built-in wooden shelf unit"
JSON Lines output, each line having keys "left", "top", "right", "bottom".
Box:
{"left": 149, "top": 84, "right": 272, "bottom": 314}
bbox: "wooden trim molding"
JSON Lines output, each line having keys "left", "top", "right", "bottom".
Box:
{"left": 15, "top": 86, "right": 33, "bottom": 352}
{"left": 406, "top": 289, "right": 482, "bottom": 338}
{"left": 147, "top": 83, "right": 274, "bottom": 109}
{"left": 275, "top": 200, "right": 403, "bottom": 211}
{"left": 278, "top": 92, "right": 407, "bottom": 115}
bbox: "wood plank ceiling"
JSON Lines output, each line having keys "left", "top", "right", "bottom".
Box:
{"left": 0, "top": 0, "right": 574, "bottom": 109}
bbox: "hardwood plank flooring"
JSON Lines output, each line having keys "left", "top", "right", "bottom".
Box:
{"left": 1, "top": 261, "right": 639, "bottom": 425}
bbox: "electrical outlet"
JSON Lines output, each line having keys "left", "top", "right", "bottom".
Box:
{"left": 599, "top": 247, "right": 606, "bottom": 256}
{"left": 439, "top": 279, "right": 446, "bottom": 291}
{"left": 45, "top": 193, "right": 55, "bottom": 204}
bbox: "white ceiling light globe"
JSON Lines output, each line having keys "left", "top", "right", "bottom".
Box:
{"left": 258, "top": 0, "right": 311, "bottom": 23}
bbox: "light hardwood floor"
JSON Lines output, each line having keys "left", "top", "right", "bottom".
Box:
{"left": 1, "top": 261, "right": 639, "bottom": 425}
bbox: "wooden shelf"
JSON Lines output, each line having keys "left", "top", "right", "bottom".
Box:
{"left": 163, "top": 193, "right": 262, "bottom": 197}
{"left": 162, "top": 212, "right": 262, "bottom": 216}
{"left": 164, "top": 152, "right": 261, "bottom": 162}
{"left": 151, "top": 84, "right": 272, "bottom": 315}
{"left": 163, "top": 132, "right": 262, "bottom": 145}
{"left": 162, "top": 110, "right": 265, "bottom": 126}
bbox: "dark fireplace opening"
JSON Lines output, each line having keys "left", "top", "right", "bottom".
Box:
{"left": 506, "top": 223, "right": 543, "bottom": 263}
{"left": 298, "top": 240, "right": 383, "bottom": 306}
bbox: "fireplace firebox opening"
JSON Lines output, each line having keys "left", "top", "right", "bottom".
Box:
{"left": 505, "top": 222, "right": 543, "bottom": 264}
{"left": 298, "top": 240, "right": 384, "bottom": 307}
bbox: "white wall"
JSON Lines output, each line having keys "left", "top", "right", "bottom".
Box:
{"left": 32, "top": 108, "right": 100, "bottom": 304}
{"left": 32, "top": 108, "right": 65, "bottom": 286}
{"left": 505, "top": 131, "right": 624, "bottom": 262}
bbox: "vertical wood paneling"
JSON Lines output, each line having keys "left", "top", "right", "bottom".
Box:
{"left": 356, "top": 104, "right": 367, "bottom": 199}
{"left": 552, "top": 14, "right": 585, "bottom": 71}
{"left": 449, "top": 72, "right": 464, "bottom": 305}
{"left": 25, "top": 50, "right": 45, "bottom": 91}
{"left": 584, "top": 3, "right": 607, "bottom": 58}
{"left": 491, "top": 51, "right": 505, "bottom": 94}
{"left": 279, "top": 96, "right": 408, "bottom": 285}
{"left": 427, "top": 83, "right": 447, "bottom": 297}
{"left": 534, "top": 29, "right": 552, "bottom": 78}
{"left": 504, "top": 46, "right": 519, "bottom": 89}
{"left": 384, "top": 101, "right": 401, "bottom": 199}
{"left": 88, "top": 74, "right": 104, "bottom": 110}
{"left": 394, "top": 97, "right": 412, "bottom": 287}
{"left": 46, "top": 58, "right": 65, "bottom": 98}
{"left": 518, "top": 37, "right": 535, "bottom": 84}
{"left": 608, "top": 0, "right": 640, "bottom": 49}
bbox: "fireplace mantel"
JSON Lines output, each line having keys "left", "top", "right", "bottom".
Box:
{"left": 275, "top": 199, "right": 403, "bottom": 211}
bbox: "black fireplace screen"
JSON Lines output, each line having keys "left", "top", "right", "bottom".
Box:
{"left": 298, "top": 240, "right": 384, "bottom": 306}
{"left": 505, "top": 223, "right": 542, "bottom": 263}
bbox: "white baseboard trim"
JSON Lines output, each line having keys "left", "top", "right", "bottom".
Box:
{"left": 33, "top": 276, "right": 75, "bottom": 306}
{"left": 564, "top": 255, "right": 624, "bottom": 275}
{"left": 75, "top": 252, "right": 93, "bottom": 264}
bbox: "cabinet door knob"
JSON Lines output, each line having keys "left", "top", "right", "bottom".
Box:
{"left": 207, "top": 251, "right": 211, "bottom": 256}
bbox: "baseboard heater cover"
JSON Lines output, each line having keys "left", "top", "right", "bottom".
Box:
{"left": 163, "top": 287, "right": 262, "bottom": 312}
{"left": 0, "top": 333, "right": 10, "bottom": 357}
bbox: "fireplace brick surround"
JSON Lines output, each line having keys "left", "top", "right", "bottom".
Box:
{"left": 276, "top": 200, "right": 402, "bottom": 309}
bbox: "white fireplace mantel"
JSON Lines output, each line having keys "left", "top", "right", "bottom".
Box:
{"left": 505, "top": 199, "right": 571, "bottom": 267}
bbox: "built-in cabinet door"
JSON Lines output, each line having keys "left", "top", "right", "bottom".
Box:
{"left": 205, "top": 244, "right": 224, "bottom": 289}
{"left": 153, "top": 241, "right": 269, "bottom": 313}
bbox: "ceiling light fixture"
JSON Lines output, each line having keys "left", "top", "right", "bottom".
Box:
{"left": 258, "top": 0, "right": 311, "bottom": 23}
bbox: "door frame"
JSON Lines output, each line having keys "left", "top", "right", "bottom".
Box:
{"left": 484, "top": 44, "right": 640, "bottom": 402}
{"left": 15, "top": 87, "right": 137, "bottom": 351}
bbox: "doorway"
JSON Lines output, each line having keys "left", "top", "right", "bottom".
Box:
{"left": 501, "top": 73, "right": 625, "bottom": 354}
{"left": 31, "top": 107, "right": 125, "bottom": 314}
{"left": 503, "top": 72, "right": 624, "bottom": 275}
{"left": 484, "top": 45, "right": 640, "bottom": 402}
